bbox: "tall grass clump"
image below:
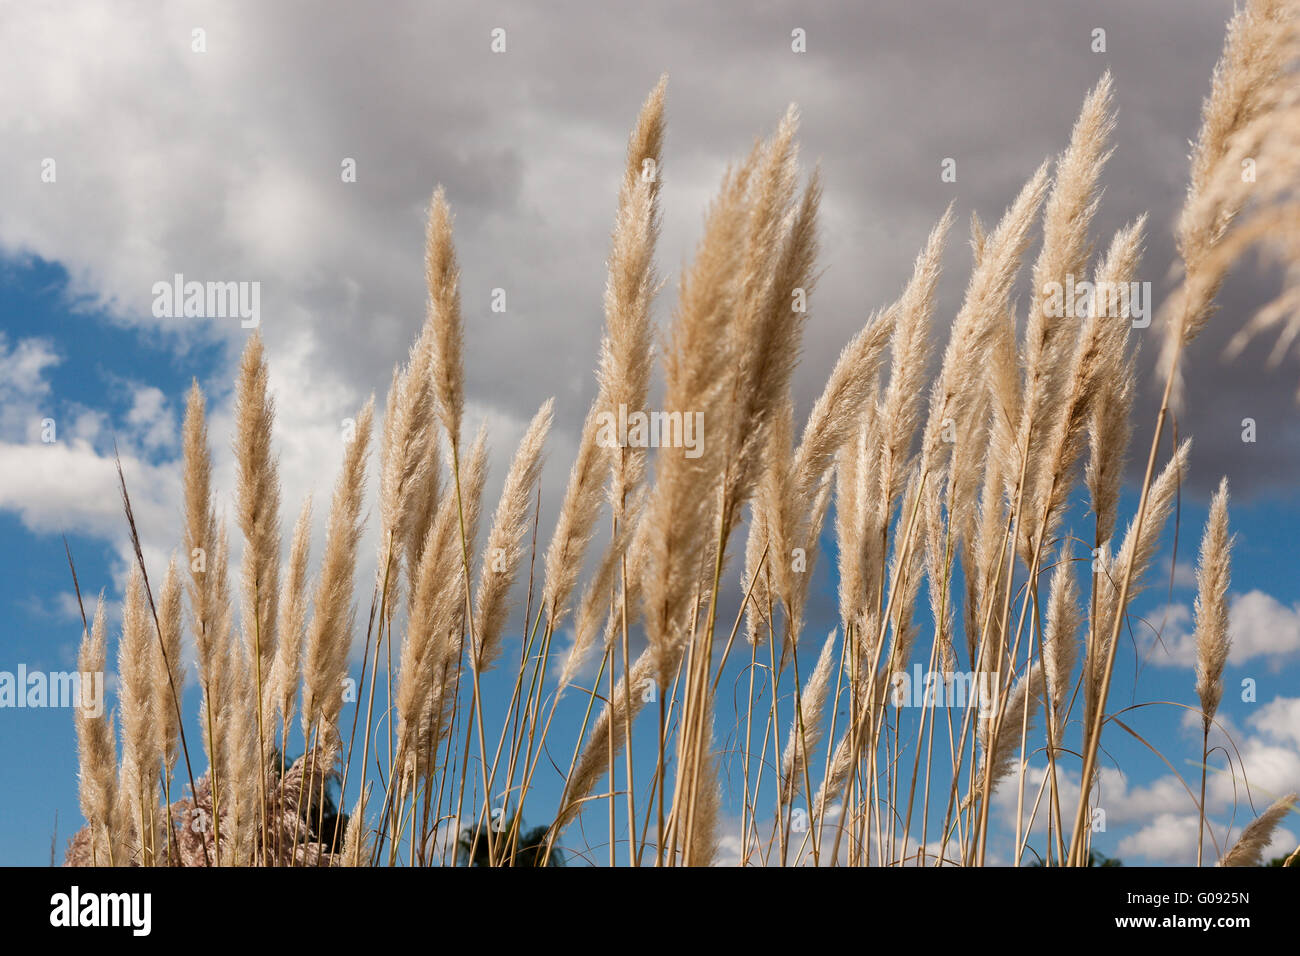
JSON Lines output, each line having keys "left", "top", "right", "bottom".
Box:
{"left": 64, "top": 0, "right": 1300, "bottom": 867}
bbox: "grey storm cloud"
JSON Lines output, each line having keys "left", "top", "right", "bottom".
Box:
{"left": 2, "top": 0, "right": 1295, "bottom": 510}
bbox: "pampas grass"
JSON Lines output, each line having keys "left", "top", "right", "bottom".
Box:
{"left": 116, "top": 566, "right": 159, "bottom": 865}
{"left": 427, "top": 188, "right": 465, "bottom": 448}
{"left": 301, "top": 399, "right": 375, "bottom": 756}
{"left": 62, "top": 14, "right": 1300, "bottom": 867}
{"left": 1194, "top": 479, "right": 1234, "bottom": 730}
{"left": 1166, "top": 0, "right": 1294, "bottom": 404}
{"left": 270, "top": 497, "right": 312, "bottom": 749}
{"left": 1194, "top": 478, "right": 1234, "bottom": 865}
{"left": 74, "top": 595, "right": 116, "bottom": 865}
{"left": 474, "top": 400, "right": 553, "bottom": 671}
{"left": 1219, "top": 793, "right": 1298, "bottom": 866}
{"left": 156, "top": 561, "right": 184, "bottom": 788}
{"left": 542, "top": 80, "right": 666, "bottom": 635}
{"left": 973, "top": 663, "right": 1044, "bottom": 805}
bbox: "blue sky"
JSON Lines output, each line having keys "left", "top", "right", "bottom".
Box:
{"left": 2, "top": 257, "right": 1297, "bottom": 865}
{"left": 2, "top": 0, "right": 1298, "bottom": 866}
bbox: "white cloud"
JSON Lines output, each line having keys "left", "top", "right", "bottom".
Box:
{"left": 125, "top": 384, "right": 177, "bottom": 452}
{"left": 0, "top": 334, "right": 58, "bottom": 397}
{"left": 1146, "top": 591, "right": 1300, "bottom": 671}
{"left": 1228, "top": 591, "right": 1300, "bottom": 669}
{"left": 1117, "top": 812, "right": 1202, "bottom": 864}
{"left": 713, "top": 822, "right": 744, "bottom": 867}
{"left": 0, "top": 334, "right": 60, "bottom": 440}
{"left": 1125, "top": 812, "right": 1298, "bottom": 867}
{"left": 1209, "top": 738, "right": 1300, "bottom": 810}
{"left": 1251, "top": 696, "right": 1300, "bottom": 750}
{"left": 1143, "top": 602, "right": 1192, "bottom": 663}
{"left": 0, "top": 336, "right": 186, "bottom": 599}
{"left": 1128, "top": 717, "right": 1300, "bottom": 862}
{"left": 1170, "top": 559, "right": 1197, "bottom": 591}
{"left": 0, "top": 438, "right": 174, "bottom": 538}
{"left": 0, "top": 317, "right": 547, "bottom": 680}
{"left": 67, "top": 407, "right": 110, "bottom": 447}
{"left": 988, "top": 689, "right": 1300, "bottom": 865}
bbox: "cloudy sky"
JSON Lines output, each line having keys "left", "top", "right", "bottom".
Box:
{"left": 1, "top": 0, "right": 1297, "bottom": 865}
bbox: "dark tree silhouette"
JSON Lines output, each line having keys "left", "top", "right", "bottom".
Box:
{"left": 1029, "top": 849, "right": 1121, "bottom": 867}
{"left": 456, "top": 817, "right": 564, "bottom": 867}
